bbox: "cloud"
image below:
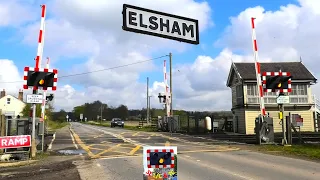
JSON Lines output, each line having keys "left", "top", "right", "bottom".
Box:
{"left": 0, "top": 59, "right": 23, "bottom": 94}
{"left": 0, "top": 0, "right": 38, "bottom": 27}
{"left": 214, "top": 0, "right": 320, "bottom": 96}
{"left": 13, "top": 0, "right": 213, "bottom": 111}
{"left": 3, "top": 0, "right": 320, "bottom": 112}
{"left": 20, "top": 0, "right": 212, "bottom": 62}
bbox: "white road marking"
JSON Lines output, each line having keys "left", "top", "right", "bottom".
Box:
{"left": 196, "top": 160, "right": 200, "bottom": 161}
{"left": 48, "top": 132, "right": 56, "bottom": 150}
{"left": 70, "top": 131, "right": 79, "bottom": 149}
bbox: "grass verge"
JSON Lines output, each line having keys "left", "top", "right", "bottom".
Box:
{"left": 252, "top": 144, "right": 320, "bottom": 160}
{"left": 83, "top": 121, "right": 110, "bottom": 127}
{"left": 34, "top": 152, "right": 50, "bottom": 160}
{"left": 47, "top": 120, "right": 68, "bottom": 130}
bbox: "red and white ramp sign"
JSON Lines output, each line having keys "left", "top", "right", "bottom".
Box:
{"left": 143, "top": 146, "right": 178, "bottom": 179}
{"left": 0, "top": 135, "right": 31, "bottom": 149}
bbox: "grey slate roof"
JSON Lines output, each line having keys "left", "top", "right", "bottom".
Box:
{"left": 233, "top": 62, "right": 317, "bottom": 81}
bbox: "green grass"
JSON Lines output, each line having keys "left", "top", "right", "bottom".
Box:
{"left": 34, "top": 152, "right": 50, "bottom": 160}
{"left": 256, "top": 144, "right": 320, "bottom": 160}
{"left": 83, "top": 121, "right": 110, "bottom": 127}
{"left": 47, "top": 120, "right": 68, "bottom": 130}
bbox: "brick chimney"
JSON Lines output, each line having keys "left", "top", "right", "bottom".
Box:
{"left": 0, "top": 89, "right": 5, "bottom": 98}
{"left": 18, "top": 89, "right": 23, "bottom": 101}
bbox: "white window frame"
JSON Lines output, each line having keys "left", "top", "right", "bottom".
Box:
{"left": 246, "top": 84, "right": 259, "bottom": 104}
{"left": 290, "top": 84, "right": 308, "bottom": 104}
{"left": 246, "top": 84, "right": 308, "bottom": 104}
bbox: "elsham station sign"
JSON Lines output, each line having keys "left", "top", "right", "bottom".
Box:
{"left": 122, "top": 4, "right": 199, "bottom": 45}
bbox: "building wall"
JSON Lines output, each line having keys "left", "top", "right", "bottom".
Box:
{"left": 230, "top": 70, "right": 244, "bottom": 108}
{"left": 245, "top": 108, "right": 314, "bottom": 134}
{"left": 231, "top": 86, "right": 237, "bottom": 107}
{"left": 0, "top": 95, "right": 26, "bottom": 117}
{"left": 233, "top": 108, "right": 246, "bottom": 134}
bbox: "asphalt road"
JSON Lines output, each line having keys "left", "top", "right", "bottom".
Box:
{"left": 69, "top": 122, "right": 320, "bottom": 180}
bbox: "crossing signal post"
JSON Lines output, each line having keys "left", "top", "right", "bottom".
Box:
{"left": 23, "top": 67, "right": 58, "bottom": 157}
{"left": 262, "top": 71, "right": 292, "bottom": 145}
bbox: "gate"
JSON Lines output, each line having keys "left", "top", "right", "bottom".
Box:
{"left": 176, "top": 113, "right": 210, "bottom": 134}
{"left": 1, "top": 117, "right": 45, "bottom": 159}
{"left": 4, "top": 118, "right": 31, "bottom": 156}
{"left": 157, "top": 115, "right": 181, "bottom": 132}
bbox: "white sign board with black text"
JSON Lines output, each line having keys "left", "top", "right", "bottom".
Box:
{"left": 277, "top": 95, "right": 290, "bottom": 104}
{"left": 26, "top": 94, "right": 43, "bottom": 104}
{"left": 122, "top": 4, "right": 199, "bottom": 45}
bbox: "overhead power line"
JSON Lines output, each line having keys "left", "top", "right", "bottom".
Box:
{"left": 0, "top": 55, "right": 168, "bottom": 84}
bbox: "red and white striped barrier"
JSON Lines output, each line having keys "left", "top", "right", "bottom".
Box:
{"left": 251, "top": 17, "right": 266, "bottom": 117}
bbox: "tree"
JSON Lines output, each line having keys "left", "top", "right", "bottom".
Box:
{"left": 21, "top": 103, "right": 54, "bottom": 120}
{"left": 73, "top": 105, "right": 85, "bottom": 120}
{"left": 21, "top": 104, "right": 44, "bottom": 118}
{"left": 115, "top": 105, "right": 129, "bottom": 120}
{"left": 52, "top": 109, "right": 68, "bottom": 122}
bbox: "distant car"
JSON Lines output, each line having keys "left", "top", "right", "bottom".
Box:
{"left": 110, "top": 118, "right": 124, "bottom": 128}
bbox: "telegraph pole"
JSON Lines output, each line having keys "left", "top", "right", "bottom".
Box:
{"left": 100, "top": 104, "right": 103, "bottom": 123}
{"left": 169, "top": 53, "right": 173, "bottom": 135}
{"left": 147, "top": 77, "right": 149, "bottom": 123}
{"left": 169, "top": 53, "right": 173, "bottom": 117}
{"left": 148, "top": 95, "right": 152, "bottom": 121}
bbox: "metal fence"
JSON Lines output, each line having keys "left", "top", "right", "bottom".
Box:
{"left": 178, "top": 115, "right": 208, "bottom": 134}
{"left": 168, "top": 113, "right": 234, "bottom": 135}
{"left": 3, "top": 117, "right": 45, "bottom": 154}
